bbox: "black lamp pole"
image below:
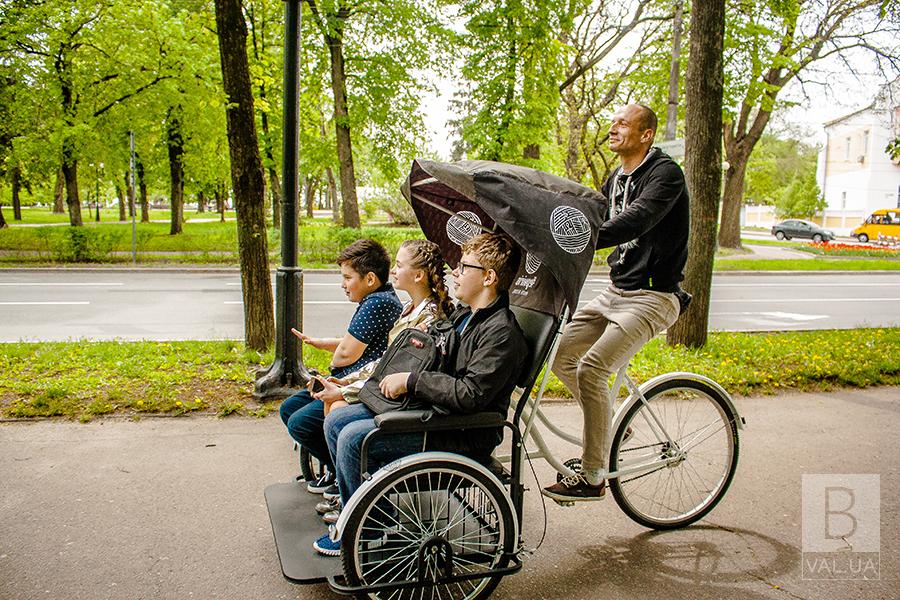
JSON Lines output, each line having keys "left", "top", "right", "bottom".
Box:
{"left": 253, "top": 0, "right": 309, "bottom": 399}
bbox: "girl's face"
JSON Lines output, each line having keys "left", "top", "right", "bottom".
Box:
{"left": 390, "top": 246, "right": 423, "bottom": 293}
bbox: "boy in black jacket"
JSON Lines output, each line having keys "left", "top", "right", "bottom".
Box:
{"left": 543, "top": 104, "right": 688, "bottom": 503}
{"left": 313, "top": 232, "right": 527, "bottom": 556}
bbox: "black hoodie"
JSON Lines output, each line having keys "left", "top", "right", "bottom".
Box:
{"left": 407, "top": 292, "right": 527, "bottom": 459}
{"left": 597, "top": 148, "right": 689, "bottom": 293}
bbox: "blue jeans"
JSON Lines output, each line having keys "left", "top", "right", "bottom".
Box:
{"left": 324, "top": 403, "right": 424, "bottom": 504}
{"left": 279, "top": 390, "right": 333, "bottom": 471}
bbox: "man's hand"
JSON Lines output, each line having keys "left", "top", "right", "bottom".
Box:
{"left": 379, "top": 372, "right": 411, "bottom": 399}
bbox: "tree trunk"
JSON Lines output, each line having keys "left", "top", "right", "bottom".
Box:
{"left": 717, "top": 155, "right": 748, "bottom": 248}
{"left": 11, "top": 166, "right": 22, "bottom": 220}
{"left": 167, "top": 107, "right": 185, "bottom": 235}
{"left": 197, "top": 190, "right": 207, "bottom": 213}
{"left": 53, "top": 168, "right": 66, "bottom": 213}
{"left": 61, "top": 142, "right": 83, "bottom": 227}
{"left": 125, "top": 170, "right": 136, "bottom": 218}
{"left": 217, "top": 182, "right": 226, "bottom": 222}
{"left": 0, "top": 202, "right": 6, "bottom": 228}
{"left": 326, "top": 166, "right": 339, "bottom": 223}
{"left": 304, "top": 175, "right": 317, "bottom": 219}
{"left": 135, "top": 155, "right": 150, "bottom": 223}
{"left": 666, "top": 0, "right": 725, "bottom": 349}
{"left": 325, "top": 27, "right": 360, "bottom": 228}
{"left": 664, "top": 0, "right": 684, "bottom": 141}
{"left": 115, "top": 179, "right": 126, "bottom": 221}
{"left": 214, "top": 0, "right": 274, "bottom": 351}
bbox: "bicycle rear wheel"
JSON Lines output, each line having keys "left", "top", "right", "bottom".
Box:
{"left": 608, "top": 377, "right": 739, "bottom": 530}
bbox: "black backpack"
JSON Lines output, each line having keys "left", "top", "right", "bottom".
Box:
{"left": 358, "top": 320, "right": 456, "bottom": 415}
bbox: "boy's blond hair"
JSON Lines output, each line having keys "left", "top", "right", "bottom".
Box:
{"left": 461, "top": 233, "right": 521, "bottom": 291}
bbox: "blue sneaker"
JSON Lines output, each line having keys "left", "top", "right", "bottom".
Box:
{"left": 313, "top": 532, "right": 341, "bottom": 557}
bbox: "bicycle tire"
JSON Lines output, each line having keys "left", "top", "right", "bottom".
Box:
{"left": 341, "top": 457, "right": 516, "bottom": 600}
{"left": 608, "top": 377, "right": 739, "bottom": 530}
{"left": 299, "top": 446, "right": 326, "bottom": 482}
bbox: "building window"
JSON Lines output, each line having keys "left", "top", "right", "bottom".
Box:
{"left": 841, "top": 191, "right": 847, "bottom": 210}
{"left": 845, "top": 137, "right": 851, "bottom": 160}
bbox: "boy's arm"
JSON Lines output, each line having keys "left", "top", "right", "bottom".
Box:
{"left": 330, "top": 332, "right": 368, "bottom": 368}
{"left": 290, "top": 329, "right": 340, "bottom": 353}
{"left": 409, "top": 327, "right": 525, "bottom": 414}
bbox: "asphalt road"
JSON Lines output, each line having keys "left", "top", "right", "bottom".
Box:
{"left": 0, "top": 269, "right": 898, "bottom": 342}
{"left": 1, "top": 386, "right": 897, "bottom": 599}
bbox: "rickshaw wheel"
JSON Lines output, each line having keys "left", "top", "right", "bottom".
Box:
{"left": 342, "top": 457, "right": 515, "bottom": 600}
{"left": 608, "top": 378, "right": 739, "bottom": 530}
{"left": 299, "top": 446, "right": 326, "bottom": 483}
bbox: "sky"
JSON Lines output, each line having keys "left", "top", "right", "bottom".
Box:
{"left": 419, "top": 52, "right": 898, "bottom": 159}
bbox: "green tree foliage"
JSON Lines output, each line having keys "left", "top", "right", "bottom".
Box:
{"left": 454, "top": 0, "right": 570, "bottom": 168}
{"left": 718, "top": 0, "right": 898, "bottom": 249}
{"left": 744, "top": 134, "right": 817, "bottom": 205}
{"left": 774, "top": 169, "right": 826, "bottom": 219}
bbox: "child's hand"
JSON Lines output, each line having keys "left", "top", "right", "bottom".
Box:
{"left": 292, "top": 328, "right": 324, "bottom": 349}
{"left": 313, "top": 378, "right": 344, "bottom": 405}
{"left": 379, "top": 372, "right": 411, "bottom": 399}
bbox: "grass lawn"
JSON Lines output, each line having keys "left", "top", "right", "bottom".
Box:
{"left": 8, "top": 206, "right": 238, "bottom": 224}
{"left": 1, "top": 328, "right": 897, "bottom": 421}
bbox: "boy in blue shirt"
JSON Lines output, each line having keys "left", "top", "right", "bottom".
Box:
{"left": 279, "top": 239, "right": 403, "bottom": 493}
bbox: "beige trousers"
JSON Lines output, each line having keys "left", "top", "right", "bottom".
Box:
{"left": 551, "top": 285, "right": 680, "bottom": 472}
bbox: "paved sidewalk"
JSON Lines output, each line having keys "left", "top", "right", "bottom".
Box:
{"left": 1, "top": 387, "right": 897, "bottom": 600}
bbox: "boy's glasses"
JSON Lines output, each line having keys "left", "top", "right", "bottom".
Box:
{"left": 457, "top": 262, "right": 486, "bottom": 275}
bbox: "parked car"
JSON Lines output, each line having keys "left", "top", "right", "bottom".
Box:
{"left": 771, "top": 219, "right": 835, "bottom": 242}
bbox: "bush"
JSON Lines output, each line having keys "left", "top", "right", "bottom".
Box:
{"left": 47, "top": 227, "right": 126, "bottom": 262}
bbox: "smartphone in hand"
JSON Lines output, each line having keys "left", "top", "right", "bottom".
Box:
{"left": 310, "top": 376, "right": 325, "bottom": 393}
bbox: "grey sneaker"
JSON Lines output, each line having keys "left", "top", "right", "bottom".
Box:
{"left": 315, "top": 497, "right": 341, "bottom": 515}
{"left": 323, "top": 509, "right": 341, "bottom": 524}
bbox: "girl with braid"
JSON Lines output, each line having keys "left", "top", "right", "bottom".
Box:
{"left": 312, "top": 239, "right": 452, "bottom": 415}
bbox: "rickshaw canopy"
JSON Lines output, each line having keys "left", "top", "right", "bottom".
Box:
{"left": 402, "top": 159, "right": 608, "bottom": 316}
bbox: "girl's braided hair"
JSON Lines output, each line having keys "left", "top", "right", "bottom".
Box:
{"left": 401, "top": 239, "right": 454, "bottom": 319}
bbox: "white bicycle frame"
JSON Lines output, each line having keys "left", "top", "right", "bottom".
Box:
{"left": 497, "top": 318, "right": 742, "bottom": 482}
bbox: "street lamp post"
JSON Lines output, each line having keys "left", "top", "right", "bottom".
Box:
{"left": 253, "top": 0, "right": 309, "bottom": 400}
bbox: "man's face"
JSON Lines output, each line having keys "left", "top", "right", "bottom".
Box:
{"left": 451, "top": 252, "right": 487, "bottom": 305}
{"left": 608, "top": 105, "right": 652, "bottom": 155}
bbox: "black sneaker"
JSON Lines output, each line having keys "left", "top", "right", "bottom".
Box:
{"left": 541, "top": 473, "right": 606, "bottom": 502}
{"left": 306, "top": 470, "right": 335, "bottom": 494}
{"left": 322, "top": 483, "right": 340, "bottom": 501}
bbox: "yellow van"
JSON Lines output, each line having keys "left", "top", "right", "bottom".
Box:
{"left": 852, "top": 209, "right": 900, "bottom": 242}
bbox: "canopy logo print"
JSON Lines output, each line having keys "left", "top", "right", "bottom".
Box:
{"left": 446, "top": 211, "right": 483, "bottom": 245}
{"left": 524, "top": 252, "right": 542, "bottom": 274}
{"left": 550, "top": 205, "right": 591, "bottom": 254}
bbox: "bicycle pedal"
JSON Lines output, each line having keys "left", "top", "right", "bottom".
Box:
{"left": 553, "top": 499, "right": 576, "bottom": 508}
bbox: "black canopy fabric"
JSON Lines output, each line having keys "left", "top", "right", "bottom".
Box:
{"left": 401, "top": 159, "right": 608, "bottom": 316}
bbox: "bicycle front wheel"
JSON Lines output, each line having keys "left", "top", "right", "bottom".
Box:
{"left": 608, "top": 377, "right": 740, "bottom": 530}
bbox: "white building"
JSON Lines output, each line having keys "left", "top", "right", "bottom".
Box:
{"left": 815, "top": 79, "right": 900, "bottom": 234}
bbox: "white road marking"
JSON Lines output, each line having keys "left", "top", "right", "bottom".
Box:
{"left": 0, "top": 301, "right": 90, "bottom": 305}
{"left": 227, "top": 282, "right": 339, "bottom": 286}
{"left": 0, "top": 283, "right": 123, "bottom": 286}
{"left": 713, "top": 311, "right": 828, "bottom": 321}
{"left": 713, "top": 298, "right": 900, "bottom": 303}
{"left": 713, "top": 282, "right": 900, "bottom": 287}
{"left": 224, "top": 301, "right": 351, "bottom": 305}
